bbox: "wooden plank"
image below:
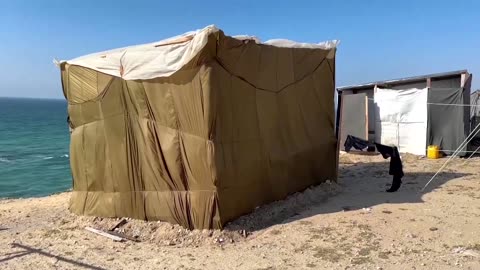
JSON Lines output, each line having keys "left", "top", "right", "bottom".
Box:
{"left": 108, "top": 218, "right": 127, "bottom": 232}
{"left": 340, "top": 93, "right": 368, "bottom": 145}
{"left": 85, "top": 227, "right": 125, "bottom": 242}
{"left": 154, "top": 35, "right": 194, "bottom": 47}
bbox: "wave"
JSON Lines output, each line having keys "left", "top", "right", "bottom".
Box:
{"left": 41, "top": 154, "right": 69, "bottom": 161}
{"left": 36, "top": 154, "right": 69, "bottom": 160}
{"left": 0, "top": 157, "right": 12, "bottom": 163}
{"left": 0, "top": 153, "right": 69, "bottom": 164}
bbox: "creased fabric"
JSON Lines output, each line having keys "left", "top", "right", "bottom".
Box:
{"left": 60, "top": 25, "right": 337, "bottom": 81}
{"left": 427, "top": 88, "right": 469, "bottom": 156}
{"left": 62, "top": 30, "right": 337, "bottom": 229}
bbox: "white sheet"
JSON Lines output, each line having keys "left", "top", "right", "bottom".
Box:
{"left": 374, "top": 88, "right": 428, "bottom": 155}
{"left": 57, "top": 25, "right": 338, "bottom": 81}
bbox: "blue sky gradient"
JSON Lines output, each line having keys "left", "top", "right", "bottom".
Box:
{"left": 1, "top": 0, "right": 478, "bottom": 98}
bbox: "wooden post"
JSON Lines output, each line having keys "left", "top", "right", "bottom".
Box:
{"left": 460, "top": 73, "right": 467, "bottom": 88}
{"left": 109, "top": 218, "right": 127, "bottom": 232}
{"left": 335, "top": 94, "right": 345, "bottom": 180}
{"left": 365, "top": 95, "right": 369, "bottom": 140}
{"left": 373, "top": 85, "right": 378, "bottom": 143}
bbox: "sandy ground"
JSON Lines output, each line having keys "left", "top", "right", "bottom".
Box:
{"left": 1, "top": 153, "right": 480, "bottom": 270}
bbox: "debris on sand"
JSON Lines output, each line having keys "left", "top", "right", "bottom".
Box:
{"left": 452, "top": 247, "right": 480, "bottom": 257}
{"left": 362, "top": 208, "right": 372, "bottom": 214}
{"left": 85, "top": 227, "right": 125, "bottom": 242}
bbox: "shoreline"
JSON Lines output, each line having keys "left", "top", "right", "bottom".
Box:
{"left": 0, "top": 190, "right": 72, "bottom": 203}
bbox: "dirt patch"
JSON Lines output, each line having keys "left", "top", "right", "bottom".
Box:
{"left": 1, "top": 153, "right": 480, "bottom": 269}
{"left": 312, "top": 246, "right": 342, "bottom": 262}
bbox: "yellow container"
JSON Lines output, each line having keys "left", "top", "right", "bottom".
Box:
{"left": 427, "top": 145, "right": 440, "bottom": 159}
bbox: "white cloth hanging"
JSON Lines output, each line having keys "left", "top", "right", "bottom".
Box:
{"left": 374, "top": 87, "right": 428, "bottom": 155}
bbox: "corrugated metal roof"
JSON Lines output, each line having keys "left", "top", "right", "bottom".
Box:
{"left": 338, "top": 69, "right": 468, "bottom": 91}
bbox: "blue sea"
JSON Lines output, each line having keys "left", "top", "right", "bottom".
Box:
{"left": 0, "top": 97, "right": 71, "bottom": 198}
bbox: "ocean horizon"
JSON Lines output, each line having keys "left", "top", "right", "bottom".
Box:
{"left": 0, "top": 97, "right": 71, "bottom": 198}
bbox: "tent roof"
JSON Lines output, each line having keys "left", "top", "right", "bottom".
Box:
{"left": 338, "top": 70, "right": 469, "bottom": 92}
{"left": 56, "top": 25, "right": 338, "bottom": 80}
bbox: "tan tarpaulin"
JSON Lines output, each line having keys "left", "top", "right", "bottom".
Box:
{"left": 60, "top": 29, "right": 338, "bottom": 229}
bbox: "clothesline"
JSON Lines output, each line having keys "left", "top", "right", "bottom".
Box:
{"left": 348, "top": 148, "right": 479, "bottom": 154}
{"left": 421, "top": 120, "right": 480, "bottom": 191}
{"left": 366, "top": 97, "right": 480, "bottom": 107}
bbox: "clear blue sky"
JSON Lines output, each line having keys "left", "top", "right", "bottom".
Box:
{"left": 1, "top": 0, "right": 479, "bottom": 99}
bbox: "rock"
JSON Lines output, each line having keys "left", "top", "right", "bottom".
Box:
{"left": 429, "top": 227, "right": 438, "bottom": 231}
{"left": 107, "top": 257, "right": 114, "bottom": 261}
{"left": 406, "top": 233, "right": 417, "bottom": 239}
{"left": 163, "top": 240, "right": 175, "bottom": 246}
{"left": 362, "top": 207, "right": 372, "bottom": 213}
